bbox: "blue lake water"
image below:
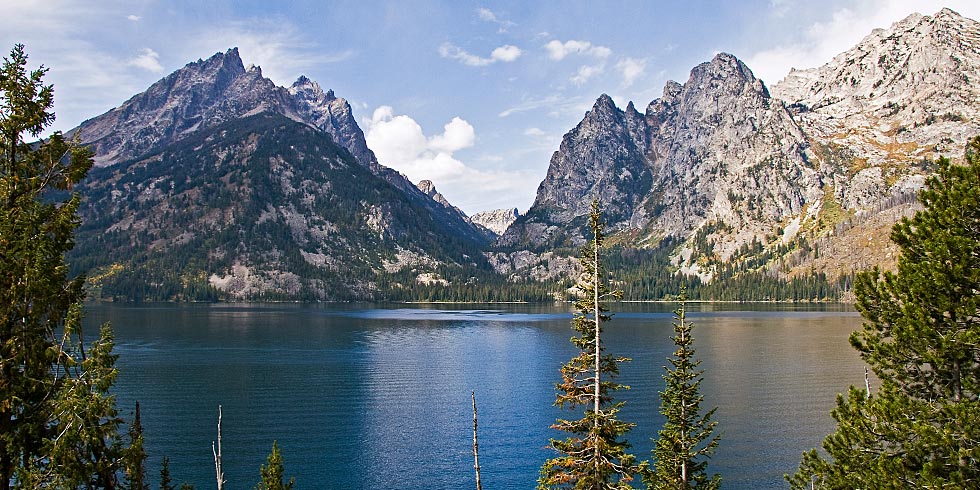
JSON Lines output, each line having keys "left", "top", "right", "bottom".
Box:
{"left": 85, "top": 302, "right": 866, "bottom": 489}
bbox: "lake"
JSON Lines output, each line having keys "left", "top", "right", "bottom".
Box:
{"left": 85, "top": 302, "right": 866, "bottom": 489}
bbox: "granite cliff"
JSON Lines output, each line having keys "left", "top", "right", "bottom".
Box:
{"left": 499, "top": 8, "right": 980, "bottom": 287}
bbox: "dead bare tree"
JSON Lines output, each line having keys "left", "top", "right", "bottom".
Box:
{"left": 472, "top": 391, "right": 483, "bottom": 490}
{"left": 212, "top": 405, "right": 225, "bottom": 490}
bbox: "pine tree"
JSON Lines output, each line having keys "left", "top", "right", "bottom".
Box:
{"left": 41, "top": 319, "right": 124, "bottom": 489}
{"left": 0, "top": 43, "right": 123, "bottom": 489}
{"left": 539, "top": 198, "right": 637, "bottom": 490}
{"left": 787, "top": 138, "right": 980, "bottom": 488}
{"left": 255, "top": 441, "right": 294, "bottom": 490}
{"left": 642, "top": 295, "right": 720, "bottom": 490}
{"left": 125, "top": 402, "right": 150, "bottom": 490}
{"left": 160, "top": 457, "right": 175, "bottom": 490}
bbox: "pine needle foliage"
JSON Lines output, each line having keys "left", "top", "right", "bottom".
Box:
{"left": 255, "top": 441, "right": 294, "bottom": 490}
{"left": 539, "top": 198, "right": 637, "bottom": 490}
{"left": 787, "top": 137, "right": 980, "bottom": 488}
{"left": 642, "top": 294, "right": 720, "bottom": 490}
{"left": 1, "top": 43, "right": 127, "bottom": 489}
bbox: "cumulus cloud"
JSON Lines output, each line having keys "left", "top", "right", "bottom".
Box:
{"left": 491, "top": 45, "right": 522, "bottom": 62}
{"left": 128, "top": 47, "right": 164, "bottom": 72}
{"left": 364, "top": 106, "right": 475, "bottom": 181}
{"left": 544, "top": 39, "right": 612, "bottom": 60}
{"left": 439, "top": 42, "right": 522, "bottom": 66}
{"left": 127, "top": 14, "right": 141, "bottom": 21}
{"left": 616, "top": 57, "right": 645, "bottom": 87}
{"left": 524, "top": 127, "right": 546, "bottom": 137}
{"left": 363, "top": 106, "right": 536, "bottom": 213}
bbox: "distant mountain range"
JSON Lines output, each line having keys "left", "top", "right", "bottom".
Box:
{"left": 67, "top": 8, "right": 980, "bottom": 301}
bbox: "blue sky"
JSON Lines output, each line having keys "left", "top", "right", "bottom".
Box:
{"left": 2, "top": 1, "right": 977, "bottom": 214}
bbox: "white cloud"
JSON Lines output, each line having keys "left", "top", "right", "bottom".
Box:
{"left": 616, "top": 57, "right": 645, "bottom": 87}
{"left": 477, "top": 8, "right": 497, "bottom": 22}
{"left": 363, "top": 106, "right": 536, "bottom": 213}
{"left": 430, "top": 117, "right": 476, "bottom": 153}
{"left": 476, "top": 7, "right": 516, "bottom": 31}
{"left": 127, "top": 14, "right": 141, "bottom": 22}
{"left": 524, "top": 127, "right": 546, "bottom": 136}
{"left": 571, "top": 64, "right": 604, "bottom": 85}
{"left": 128, "top": 48, "right": 164, "bottom": 72}
{"left": 498, "top": 94, "right": 589, "bottom": 118}
{"left": 491, "top": 45, "right": 522, "bottom": 62}
{"left": 364, "top": 106, "right": 475, "bottom": 181}
{"left": 439, "top": 42, "right": 522, "bottom": 66}
{"left": 544, "top": 39, "right": 612, "bottom": 60}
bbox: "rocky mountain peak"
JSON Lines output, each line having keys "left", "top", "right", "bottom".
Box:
{"left": 502, "top": 51, "right": 813, "bottom": 258}
{"left": 685, "top": 52, "right": 770, "bottom": 102}
{"left": 470, "top": 208, "right": 519, "bottom": 236}
{"left": 593, "top": 93, "right": 617, "bottom": 112}
{"left": 67, "top": 48, "right": 490, "bottom": 252}
{"left": 772, "top": 7, "right": 980, "bottom": 176}
{"left": 416, "top": 180, "right": 451, "bottom": 207}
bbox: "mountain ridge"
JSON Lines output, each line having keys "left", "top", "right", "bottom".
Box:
{"left": 66, "top": 7, "right": 980, "bottom": 301}
{"left": 498, "top": 7, "right": 980, "bottom": 287}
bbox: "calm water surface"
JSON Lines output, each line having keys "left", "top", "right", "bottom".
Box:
{"left": 85, "top": 302, "right": 866, "bottom": 489}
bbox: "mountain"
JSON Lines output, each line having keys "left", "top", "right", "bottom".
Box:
{"left": 66, "top": 8, "right": 980, "bottom": 301}
{"left": 67, "top": 49, "right": 492, "bottom": 300}
{"left": 69, "top": 48, "right": 485, "bottom": 246}
{"left": 500, "top": 8, "right": 980, "bottom": 289}
{"left": 501, "top": 54, "right": 817, "bottom": 273}
{"left": 71, "top": 113, "right": 491, "bottom": 300}
{"left": 471, "top": 208, "right": 519, "bottom": 236}
{"left": 772, "top": 7, "right": 980, "bottom": 175}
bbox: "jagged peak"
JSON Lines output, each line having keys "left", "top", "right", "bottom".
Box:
{"left": 691, "top": 52, "right": 757, "bottom": 83}
{"left": 190, "top": 47, "right": 246, "bottom": 75}
{"left": 416, "top": 179, "right": 437, "bottom": 196}
{"left": 290, "top": 75, "right": 323, "bottom": 96}
{"left": 593, "top": 93, "right": 618, "bottom": 112}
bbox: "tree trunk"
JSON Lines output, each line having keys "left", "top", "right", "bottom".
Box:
{"left": 472, "top": 391, "right": 483, "bottom": 490}
{"left": 592, "top": 224, "right": 602, "bottom": 479}
{"left": 213, "top": 406, "right": 224, "bottom": 490}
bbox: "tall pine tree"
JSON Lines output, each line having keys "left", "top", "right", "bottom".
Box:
{"left": 642, "top": 294, "right": 720, "bottom": 489}
{"left": 788, "top": 137, "right": 980, "bottom": 488}
{"left": 125, "top": 402, "right": 149, "bottom": 490}
{"left": 539, "top": 199, "right": 637, "bottom": 490}
{"left": 0, "top": 43, "right": 125, "bottom": 489}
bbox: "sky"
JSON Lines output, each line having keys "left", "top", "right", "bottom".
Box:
{"left": 2, "top": 1, "right": 979, "bottom": 215}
